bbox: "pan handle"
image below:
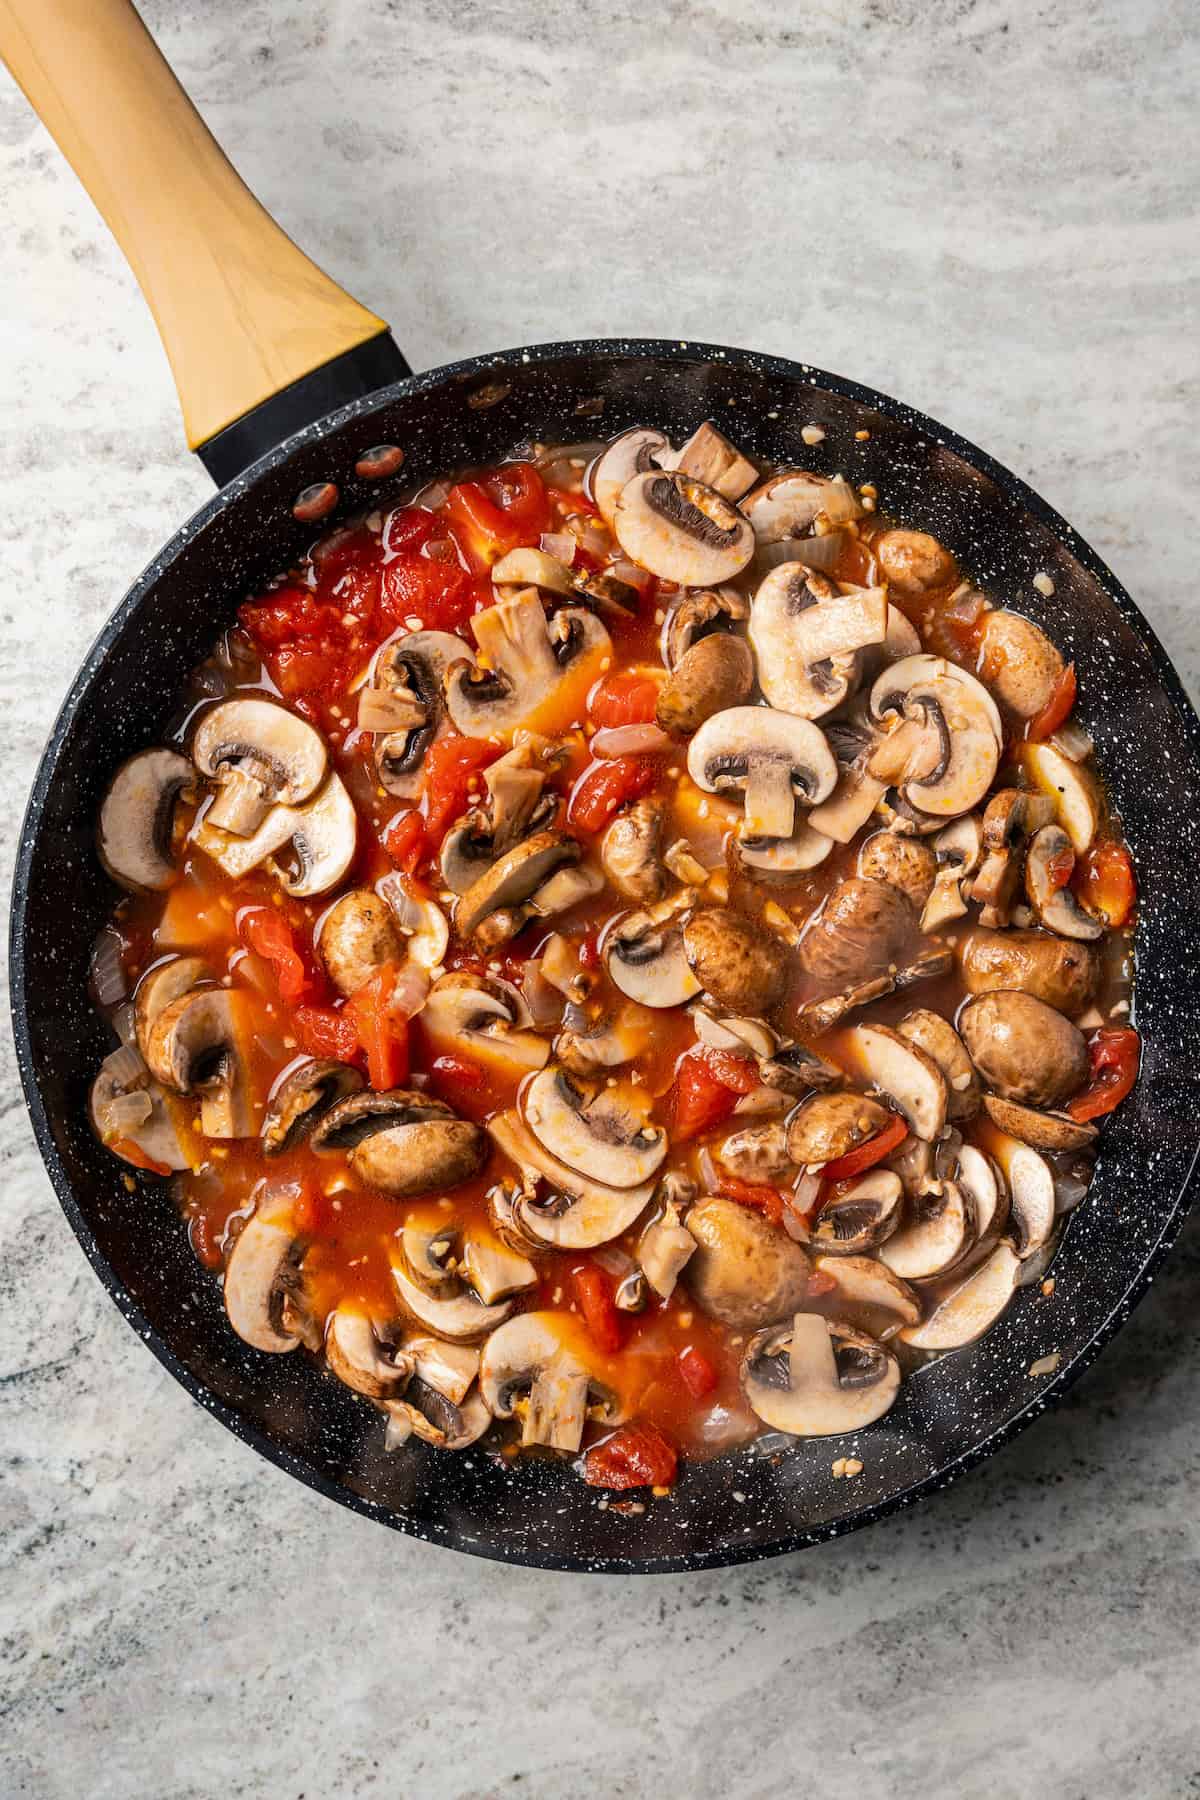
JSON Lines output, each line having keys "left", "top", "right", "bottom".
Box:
{"left": 0, "top": 0, "right": 410, "bottom": 484}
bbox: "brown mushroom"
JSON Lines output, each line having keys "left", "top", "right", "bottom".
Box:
{"left": 857, "top": 831, "right": 937, "bottom": 911}
{"left": 682, "top": 907, "right": 791, "bottom": 1013}
{"left": 979, "top": 611, "right": 1065, "bottom": 719}
{"left": 786, "top": 1092, "right": 892, "bottom": 1166}
{"left": 600, "top": 798, "right": 667, "bottom": 903}
{"left": 874, "top": 529, "right": 957, "bottom": 597}
{"left": 959, "top": 928, "right": 1100, "bottom": 1019}
{"left": 312, "top": 1090, "right": 487, "bottom": 1196}
{"left": 262, "top": 1059, "right": 364, "bottom": 1155}
{"left": 959, "top": 991, "right": 1088, "bottom": 1107}
{"left": 799, "top": 878, "right": 916, "bottom": 986}
{"left": 684, "top": 1197, "right": 812, "bottom": 1329}
{"left": 319, "top": 888, "right": 406, "bottom": 997}
{"left": 655, "top": 633, "right": 755, "bottom": 736}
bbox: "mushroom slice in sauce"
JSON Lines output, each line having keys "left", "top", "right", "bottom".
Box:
{"left": 688, "top": 706, "right": 838, "bottom": 843}
{"left": 811, "top": 1170, "right": 905, "bottom": 1256}
{"left": 920, "top": 813, "right": 984, "bottom": 932}
{"left": 984, "top": 1134, "right": 1058, "bottom": 1257}
{"left": 480, "top": 1313, "right": 623, "bottom": 1453}
{"left": 422, "top": 972, "right": 550, "bottom": 1074}
{"left": 521, "top": 1066, "right": 668, "bottom": 1188}
{"left": 742, "top": 1313, "right": 900, "bottom": 1437}
{"left": 487, "top": 1111, "right": 656, "bottom": 1249}
{"left": 193, "top": 697, "right": 327, "bottom": 836}
{"left": 445, "top": 589, "right": 610, "bottom": 739}
{"left": 192, "top": 771, "right": 357, "bottom": 898}
{"left": 1022, "top": 742, "right": 1101, "bottom": 853}
{"left": 613, "top": 470, "right": 755, "bottom": 586}
{"left": 311, "top": 1090, "right": 488, "bottom": 1198}
{"left": 89, "top": 1044, "right": 190, "bottom": 1173}
{"left": 605, "top": 894, "right": 701, "bottom": 1009}
{"left": 847, "top": 1023, "right": 949, "bottom": 1142}
{"left": 811, "top": 1253, "right": 922, "bottom": 1335}
{"left": 958, "top": 991, "right": 1088, "bottom": 1108}
{"left": 590, "top": 426, "right": 673, "bottom": 526}
{"left": 787, "top": 1092, "right": 892, "bottom": 1167}
{"left": 383, "top": 1383, "right": 493, "bottom": 1452}
{"left": 684, "top": 1198, "right": 812, "bottom": 1330}
{"left": 662, "top": 586, "right": 749, "bottom": 670}
{"left": 133, "top": 955, "right": 212, "bottom": 1056}
{"left": 224, "top": 1194, "right": 314, "bottom": 1354}
{"left": 143, "top": 986, "right": 258, "bottom": 1139}
{"left": 318, "top": 887, "right": 406, "bottom": 997}
{"left": 671, "top": 421, "right": 759, "bottom": 499}
{"left": 600, "top": 797, "right": 667, "bottom": 903}
{"left": 1025, "top": 823, "right": 1105, "bottom": 940}
{"left": 392, "top": 1259, "right": 514, "bottom": 1341}
{"left": 656, "top": 633, "right": 755, "bottom": 737}
{"left": 900, "top": 1241, "right": 1021, "bottom": 1351}
{"left": 897, "top": 1009, "right": 980, "bottom": 1120}
{"left": 982, "top": 1093, "right": 1098, "bottom": 1154}
{"left": 749, "top": 566, "right": 888, "bottom": 720}
{"left": 979, "top": 610, "right": 1065, "bottom": 719}
{"left": 681, "top": 906, "right": 792, "bottom": 1015}
{"left": 880, "top": 1179, "right": 975, "bottom": 1281}
{"left": 870, "top": 655, "right": 1001, "bottom": 819}
{"left": 716, "top": 1119, "right": 795, "bottom": 1186}
{"left": 454, "top": 829, "right": 583, "bottom": 945}
{"left": 637, "top": 1195, "right": 698, "bottom": 1300}
{"left": 98, "top": 748, "right": 195, "bottom": 891}
{"left": 325, "top": 1306, "right": 413, "bottom": 1399}
{"left": 740, "top": 470, "right": 851, "bottom": 543}
{"left": 262, "top": 1058, "right": 364, "bottom": 1155}
{"left": 959, "top": 927, "right": 1100, "bottom": 1018}
{"left": 799, "top": 877, "right": 916, "bottom": 986}
{"left": 367, "top": 630, "right": 465, "bottom": 798}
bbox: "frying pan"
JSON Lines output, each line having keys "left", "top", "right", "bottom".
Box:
{"left": 6, "top": 0, "right": 1200, "bottom": 1574}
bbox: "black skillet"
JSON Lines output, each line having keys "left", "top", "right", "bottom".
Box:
{"left": 7, "top": 0, "right": 1200, "bottom": 1572}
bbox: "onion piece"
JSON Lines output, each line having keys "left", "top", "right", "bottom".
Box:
{"left": 589, "top": 723, "right": 673, "bottom": 759}
{"left": 389, "top": 960, "right": 432, "bottom": 1020}
{"left": 90, "top": 930, "right": 129, "bottom": 1007}
{"left": 608, "top": 557, "right": 655, "bottom": 597}
{"left": 758, "top": 533, "right": 843, "bottom": 573}
{"left": 698, "top": 1147, "right": 719, "bottom": 1192}
{"left": 539, "top": 531, "right": 577, "bottom": 564}
{"left": 816, "top": 475, "right": 864, "bottom": 525}
{"left": 946, "top": 582, "right": 986, "bottom": 626}
{"left": 112, "top": 1002, "right": 139, "bottom": 1049}
{"left": 101, "top": 1042, "right": 148, "bottom": 1091}
{"left": 106, "top": 1090, "right": 154, "bottom": 1134}
{"left": 1050, "top": 720, "right": 1094, "bottom": 763}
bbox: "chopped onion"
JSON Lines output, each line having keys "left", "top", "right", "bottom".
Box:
{"left": 1053, "top": 1168, "right": 1092, "bottom": 1213}
{"left": 389, "top": 960, "right": 431, "bottom": 1019}
{"left": 1050, "top": 720, "right": 1094, "bottom": 762}
{"left": 590, "top": 723, "right": 672, "bottom": 759}
{"left": 732, "top": 1088, "right": 788, "bottom": 1116}
{"left": 567, "top": 515, "right": 611, "bottom": 559}
{"left": 539, "top": 531, "right": 577, "bottom": 564}
{"left": 698, "top": 1146, "right": 719, "bottom": 1192}
{"left": 593, "top": 1246, "right": 635, "bottom": 1279}
{"left": 609, "top": 557, "right": 654, "bottom": 597}
{"left": 101, "top": 1042, "right": 147, "bottom": 1091}
{"left": 90, "top": 930, "right": 128, "bottom": 1007}
{"left": 945, "top": 582, "right": 985, "bottom": 626}
{"left": 817, "top": 475, "right": 865, "bottom": 525}
{"left": 384, "top": 1406, "right": 414, "bottom": 1451}
{"left": 758, "top": 533, "right": 843, "bottom": 573}
{"left": 106, "top": 1090, "right": 153, "bottom": 1134}
{"left": 112, "top": 1002, "right": 139, "bottom": 1049}
{"left": 521, "top": 958, "right": 564, "bottom": 1029}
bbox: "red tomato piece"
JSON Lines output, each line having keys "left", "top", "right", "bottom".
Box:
{"left": 571, "top": 1262, "right": 624, "bottom": 1354}
{"left": 442, "top": 481, "right": 525, "bottom": 573}
{"left": 422, "top": 735, "right": 503, "bottom": 843}
{"left": 545, "top": 483, "right": 599, "bottom": 519}
{"left": 189, "top": 1212, "right": 224, "bottom": 1271}
{"left": 818, "top": 1112, "right": 908, "bottom": 1182}
{"left": 111, "top": 1136, "right": 172, "bottom": 1177}
{"left": 383, "top": 506, "right": 443, "bottom": 555}
{"left": 583, "top": 1422, "right": 678, "bottom": 1491}
{"left": 668, "top": 1054, "right": 740, "bottom": 1142}
{"left": 700, "top": 1048, "right": 760, "bottom": 1095}
{"left": 568, "top": 757, "right": 659, "bottom": 833}
{"left": 383, "top": 809, "right": 428, "bottom": 874}
{"left": 293, "top": 1003, "right": 360, "bottom": 1064}
{"left": 483, "top": 461, "right": 551, "bottom": 539}
{"left": 1073, "top": 840, "right": 1137, "bottom": 927}
{"left": 1027, "top": 663, "right": 1078, "bottom": 741}
{"left": 677, "top": 1344, "right": 718, "bottom": 1399}
{"left": 239, "top": 908, "right": 309, "bottom": 1004}
{"left": 348, "top": 966, "right": 409, "bottom": 1091}
{"left": 1068, "top": 1027, "right": 1140, "bottom": 1122}
{"left": 380, "top": 552, "right": 478, "bottom": 635}
{"left": 429, "top": 1053, "right": 487, "bottom": 1091}
{"left": 589, "top": 670, "right": 661, "bottom": 728}
{"left": 717, "top": 1173, "right": 786, "bottom": 1227}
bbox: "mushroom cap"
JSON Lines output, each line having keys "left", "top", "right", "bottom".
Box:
{"left": 741, "top": 1313, "right": 900, "bottom": 1437}
{"left": 224, "top": 1196, "right": 309, "bottom": 1354}
{"left": 750, "top": 567, "right": 888, "bottom": 720}
{"left": 479, "top": 1312, "right": 622, "bottom": 1452}
{"left": 440, "top": 791, "right": 560, "bottom": 894}
{"left": 383, "top": 1383, "right": 493, "bottom": 1452}
{"left": 325, "top": 1306, "right": 413, "bottom": 1398}
{"left": 613, "top": 470, "right": 755, "bottom": 586}
{"left": 318, "top": 887, "right": 405, "bottom": 997}
{"left": 799, "top": 878, "right": 916, "bottom": 985}
{"left": 605, "top": 897, "right": 701, "bottom": 1010}
{"left": 487, "top": 1110, "right": 655, "bottom": 1249}
{"left": 811, "top": 1170, "right": 904, "bottom": 1256}
{"left": 879, "top": 1178, "right": 975, "bottom": 1281}
{"left": 371, "top": 630, "right": 467, "bottom": 794}
{"left": 133, "top": 955, "right": 212, "bottom": 1058}
{"left": 88, "top": 1046, "right": 190, "bottom": 1173}
{"left": 959, "top": 991, "right": 1088, "bottom": 1107}
{"left": 445, "top": 590, "right": 610, "bottom": 739}
{"left": 958, "top": 927, "right": 1100, "bottom": 1018}
{"left": 590, "top": 426, "right": 672, "bottom": 525}
{"left": 874, "top": 529, "right": 957, "bottom": 598}
{"left": 522, "top": 1066, "right": 668, "bottom": 1188}
{"left": 455, "top": 830, "right": 582, "bottom": 940}
{"left": 847, "top": 1022, "right": 949, "bottom": 1142}
{"left": 662, "top": 587, "right": 748, "bottom": 670}
{"left": 981, "top": 1093, "right": 1098, "bottom": 1154}
{"left": 312, "top": 1089, "right": 487, "bottom": 1197}
{"left": 671, "top": 420, "right": 759, "bottom": 500}
{"left": 655, "top": 634, "right": 755, "bottom": 737}
{"left": 262, "top": 1058, "right": 364, "bottom": 1155}
{"left": 600, "top": 798, "right": 667, "bottom": 904}
{"left": 688, "top": 705, "right": 838, "bottom": 843}
{"left": 717, "top": 1119, "right": 795, "bottom": 1186}
{"left": 142, "top": 985, "right": 255, "bottom": 1137}
{"left": 786, "top": 1092, "right": 892, "bottom": 1166}
{"left": 392, "top": 1258, "right": 513, "bottom": 1340}
{"left": 979, "top": 610, "right": 1064, "bottom": 719}
{"left": 192, "top": 697, "right": 327, "bottom": 824}
{"left": 857, "top": 831, "right": 937, "bottom": 911}
{"left": 97, "top": 748, "right": 195, "bottom": 892}
{"left": 684, "top": 1197, "right": 812, "bottom": 1329}
{"left": 1025, "top": 824, "right": 1104, "bottom": 940}
{"left": 682, "top": 907, "right": 791, "bottom": 1014}
{"left": 191, "top": 771, "right": 358, "bottom": 898}
{"left": 811, "top": 1253, "right": 922, "bottom": 1333}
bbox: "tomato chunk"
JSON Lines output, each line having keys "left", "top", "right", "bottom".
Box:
{"left": 589, "top": 670, "right": 661, "bottom": 728}
{"left": 667, "top": 1048, "right": 761, "bottom": 1142}
{"left": 483, "top": 461, "right": 551, "bottom": 540}
{"left": 571, "top": 1262, "right": 624, "bottom": 1354}
{"left": 1073, "top": 840, "right": 1137, "bottom": 928}
{"left": 348, "top": 966, "right": 410, "bottom": 1091}
{"left": 442, "top": 481, "right": 526, "bottom": 573}
{"left": 717, "top": 1172, "right": 786, "bottom": 1227}
{"left": 239, "top": 907, "right": 309, "bottom": 1004}
{"left": 1068, "top": 1027, "right": 1140, "bottom": 1122}
{"left": 1027, "top": 663, "right": 1077, "bottom": 741}
{"left": 568, "top": 757, "right": 659, "bottom": 832}
{"left": 583, "top": 1421, "right": 678, "bottom": 1491}
{"left": 293, "top": 1003, "right": 359, "bottom": 1064}
{"left": 422, "top": 734, "right": 502, "bottom": 843}
{"left": 383, "top": 809, "right": 428, "bottom": 874}
{"left": 678, "top": 1344, "right": 719, "bottom": 1399}
{"left": 382, "top": 505, "right": 443, "bottom": 556}
{"left": 818, "top": 1112, "right": 908, "bottom": 1182}
{"left": 111, "top": 1137, "right": 172, "bottom": 1177}
{"left": 380, "top": 551, "right": 479, "bottom": 635}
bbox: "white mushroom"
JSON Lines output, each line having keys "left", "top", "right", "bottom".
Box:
{"left": 392, "top": 1259, "right": 514, "bottom": 1341}
{"left": 422, "top": 971, "right": 550, "bottom": 1074}
{"left": 869, "top": 655, "right": 1002, "bottom": 818}
{"left": 454, "top": 829, "right": 584, "bottom": 946}
{"left": 311, "top": 1090, "right": 488, "bottom": 1197}
{"left": 897, "top": 1009, "right": 980, "bottom": 1120}
{"left": 740, "top": 470, "right": 855, "bottom": 542}
{"left": 1022, "top": 742, "right": 1101, "bottom": 853}
{"left": 88, "top": 1043, "right": 190, "bottom": 1172}
{"left": 224, "top": 1195, "right": 313, "bottom": 1353}
{"left": 613, "top": 470, "right": 755, "bottom": 586}
{"left": 979, "top": 611, "right": 1065, "bottom": 719}
{"left": 521, "top": 1066, "right": 667, "bottom": 1188}
{"left": 142, "top": 986, "right": 258, "bottom": 1138}
{"left": 97, "top": 748, "right": 195, "bottom": 891}
{"left": 604, "top": 894, "right": 701, "bottom": 1009}
{"left": 589, "top": 426, "right": 672, "bottom": 526}
{"left": 367, "top": 630, "right": 466, "bottom": 797}
{"left": 445, "top": 589, "right": 610, "bottom": 739}
{"left": 749, "top": 567, "right": 887, "bottom": 719}
{"left": 985, "top": 1133, "right": 1058, "bottom": 1258}
{"left": 811, "top": 1254, "right": 922, "bottom": 1335}
{"left": 192, "top": 697, "right": 327, "bottom": 836}
{"left": 487, "top": 1110, "right": 655, "bottom": 1249}
{"left": 325, "top": 1307, "right": 413, "bottom": 1399}
{"left": 846, "top": 1022, "right": 949, "bottom": 1142}
{"left": 900, "top": 1240, "right": 1021, "bottom": 1350}
{"left": 687, "top": 706, "right": 838, "bottom": 843}
{"left": 920, "top": 813, "right": 984, "bottom": 931}
{"left": 810, "top": 1170, "right": 904, "bottom": 1256}
{"left": 637, "top": 1196, "right": 697, "bottom": 1299}
{"left": 192, "top": 772, "right": 357, "bottom": 898}
{"left": 880, "top": 1179, "right": 974, "bottom": 1280}
{"left": 1025, "top": 824, "right": 1104, "bottom": 940}
{"left": 671, "top": 420, "right": 759, "bottom": 499}
{"left": 741, "top": 1313, "right": 900, "bottom": 1436}
{"left": 480, "top": 1313, "right": 623, "bottom": 1452}
{"left": 981, "top": 1093, "right": 1098, "bottom": 1154}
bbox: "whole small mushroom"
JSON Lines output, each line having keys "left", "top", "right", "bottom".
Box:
{"left": 685, "top": 1197, "right": 813, "bottom": 1329}
{"left": 682, "top": 907, "right": 791, "bottom": 1014}
{"left": 959, "top": 991, "right": 1088, "bottom": 1107}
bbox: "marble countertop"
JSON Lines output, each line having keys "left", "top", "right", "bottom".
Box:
{"left": 2, "top": 2, "right": 1198, "bottom": 1795}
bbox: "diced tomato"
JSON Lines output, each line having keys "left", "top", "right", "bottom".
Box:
{"left": 239, "top": 908, "right": 309, "bottom": 1004}
{"left": 311, "top": 523, "right": 379, "bottom": 583}
{"left": 422, "top": 734, "right": 503, "bottom": 843}
{"left": 1045, "top": 844, "right": 1076, "bottom": 892}
{"left": 239, "top": 585, "right": 328, "bottom": 647}
{"left": 383, "top": 506, "right": 443, "bottom": 556}
{"left": 189, "top": 1211, "right": 224, "bottom": 1270}
{"left": 483, "top": 461, "right": 551, "bottom": 540}
{"left": 818, "top": 1112, "right": 908, "bottom": 1181}
{"left": 568, "top": 757, "right": 659, "bottom": 832}
{"left": 380, "top": 552, "right": 479, "bottom": 635}
{"left": 806, "top": 1267, "right": 839, "bottom": 1298}
{"left": 442, "top": 481, "right": 525, "bottom": 573}
{"left": 571, "top": 1262, "right": 624, "bottom": 1354}
{"left": 677, "top": 1344, "right": 719, "bottom": 1399}
{"left": 293, "top": 1003, "right": 360, "bottom": 1063}
{"left": 1068, "top": 1027, "right": 1140, "bottom": 1122}
{"left": 589, "top": 670, "right": 661, "bottom": 728}
{"left": 700, "top": 1048, "right": 760, "bottom": 1095}
{"left": 717, "top": 1172, "right": 786, "bottom": 1227}
{"left": 111, "top": 1137, "right": 172, "bottom": 1177}
{"left": 292, "top": 1185, "right": 328, "bottom": 1237}
{"left": 429, "top": 1052, "right": 487, "bottom": 1091}
{"left": 546, "top": 484, "right": 599, "bottom": 519}
{"left": 667, "top": 1051, "right": 751, "bottom": 1141}
{"left": 383, "top": 809, "right": 428, "bottom": 874}
{"left": 348, "top": 966, "right": 410, "bottom": 1091}
{"left": 1073, "top": 840, "right": 1137, "bottom": 927}
{"left": 1027, "top": 663, "right": 1078, "bottom": 741}
{"left": 576, "top": 930, "right": 602, "bottom": 970}
{"left": 239, "top": 585, "right": 355, "bottom": 703}
{"left": 583, "top": 1421, "right": 678, "bottom": 1491}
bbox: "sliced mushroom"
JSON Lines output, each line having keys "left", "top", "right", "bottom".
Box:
{"left": 89, "top": 1044, "right": 190, "bottom": 1172}
{"left": 522, "top": 1066, "right": 667, "bottom": 1187}
{"left": 383, "top": 1383, "right": 492, "bottom": 1452}
{"left": 613, "top": 470, "right": 755, "bottom": 586}
{"left": 808, "top": 758, "right": 889, "bottom": 845}
{"left": 491, "top": 545, "right": 578, "bottom": 597}
{"left": 685, "top": 1197, "right": 813, "bottom": 1329}
{"left": 982, "top": 1093, "right": 1098, "bottom": 1153}
{"left": 869, "top": 656, "right": 1001, "bottom": 818}
{"left": 555, "top": 1003, "right": 651, "bottom": 1077}
{"left": 880, "top": 1179, "right": 974, "bottom": 1280}
{"left": 638, "top": 1196, "right": 697, "bottom": 1299}
{"left": 749, "top": 567, "right": 887, "bottom": 719}
{"left": 811, "top": 1171, "right": 904, "bottom": 1256}
{"left": 688, "top": 706, "right": 838, "bottom": 842}
{"left": 857, "top": 831, "right": 937, "bottom": 910}
{"left": 369, "top": 630, "right": 466, "bottom": 797}
{"left": 787, "top": 1092, "right": 892, "bottom": 1167}
{"left": 848, "top": 1023, "right": 948, "bottom": 1142}
{"left": 980, "top": 611, "right": 1064, "bottom": 719}
{"left": 799, "top": 878, "right": 916, "bottom": 985}
{"left": 681, "top": 907, "right": 792, "bottom": 1014}
{"left": 460, "top": 1234, "right": 539, "bottom": 1305}
{"left": 951, "top": 1142, "right": 1009, "bottom": 1247}
{"left": 487, "top": 1110, "right": 655, "bottom": 1248}
{"left": 312, "top": 1090, "right": 488, "bottom": 1197}
{"left": 224, "top": 1195, "right": 312, "bottom": 1353}
{"left": 98, "top": 748, "right": 195, "bottom": 891}
{"left": 440, "top": 792, "right": 561, "bottom": 896}
{"left": 480, "top": 1312, "right": 623, "bottom": 1452}
{"left": 672, "top": 420, "right": 759, "bottom": 499}
{"left": 133, "top": 955, "right": 212, "bottom": 1056}
{"left": 759, "top": 1041, "right": 841, "bottom": 1096}
{"left": 986, "top": 1134, "right": 1059, "bottom": 1257}
{"left": 392, "top": 1259, "right": 513, "bottom": 1340}
{"left": 422, "top": 971, "right": 550, "bottom": 1074}
{"left": 404, "top": 1335, "right": 481, "bottom": 1405}
{"left": 601, "top": 798, "right": 667, "bottom": 903}
{"left": 605, "top": 894, "right": 701, "bottom": 1009}
{"left": 742, "top": 1313, "right": 900, "bottom": 1436}
{"left": 326, "top": 1306, "right": 413, "bottom": 1399}
{"left": 262, "top": 1058, "right": 364, "bottom": 1154}
{"left": 793, "top": 948, "right": 953, "bottom": 1037}
{"left": 376, "top": 875, "right": 450, "bottom": 973}
{"left": 959, "top": 927, "right": 1100, "bottom": 1018}
{"left": 193, "top": 697, "right": 327, "bottom": 836}
{"left": 143, "top": 986, "right": 257, "bottom": 1138}
{"left": 897, "top": 1009, "right": 979, "bottom": 1120}
{"left": 811, "top": 1253, "right": 922, "bottom": 1334}
{"left": 445, "top": 589, "right": 610, "bottom": 738}
{"left": 970, "top": 789, "right": 1058, "bottom": 929}
{"left": 920, "top": 813, "right": 984, "bottom": 932}
{"left": 454, "top": 829, "right": 582, "bottom": 942}
{"left": 656, "top": 633, "right": 755, "bottom": 736}
{"left": 318, "top": 888, "right": 405, "bottom": 997}
{"left": 736, "top": 818, "right": 835, "bottom": 879}
{"left": 900, "top": 1240, "right": 1021, "bottom": 1350}
{"left": 741, "top": 470, "right": 851, "bottom": 542}
{"left": 1025, "top": 824, "right": 1104, "bottom": 940}
{"left": 959, "top": 992, "right": 1087, "bottom": 1107}
{"left": 590, "top": 426, "right": 672, "bottom": 526}
{"left": 1022, "top": 742, "right": 1101, "bottom": 853}
{"left": 874, "top": 528, "right": 957, "bottom": 597}
{"left": 192, "top": 771, "right": 357, "bottom": 898}
{"left": 717, "top": 1120, "right": 795, "bottom": 1185}
{"left": 662, "top": 586, "right": 749, "bottom": 670}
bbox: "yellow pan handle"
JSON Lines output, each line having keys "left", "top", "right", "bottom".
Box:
{"left": 0, "top": 0, "right": 389, "bottom": 450}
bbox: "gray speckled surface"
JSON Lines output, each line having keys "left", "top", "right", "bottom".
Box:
{"left": 2, "top": 2, "right": 1199, "bottom": 1796}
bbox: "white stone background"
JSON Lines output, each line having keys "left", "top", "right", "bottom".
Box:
{"left": 1, "top": 1, "right": 1198, "bottom": 1795}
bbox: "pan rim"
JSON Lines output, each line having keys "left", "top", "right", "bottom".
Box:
{"left": 11, "top": 336, "right": 1200, "bottom": 1572}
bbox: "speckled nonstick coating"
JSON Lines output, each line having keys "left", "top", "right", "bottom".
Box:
{"left": 11, "top": 341, "right": 1200, "bottom": 1572}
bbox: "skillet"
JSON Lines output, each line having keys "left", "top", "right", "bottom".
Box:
{"left": 6, "top": 0, "right": 1200, "bottom": 1572}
